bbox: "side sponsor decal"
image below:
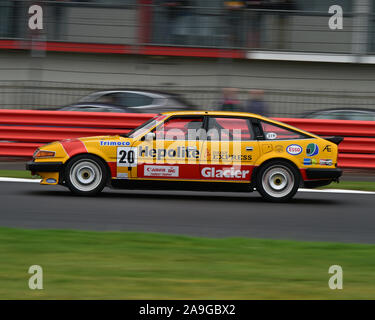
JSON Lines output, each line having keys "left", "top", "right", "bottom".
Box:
{"left": 275, "top": 145, "right": 284, "bottom": 153}
{"left": 117, "top": 172, "right": 129, "bottom": 179}
{"left": 320, "top": 159, "right": 333, "bottom": 166}
{"left": 306, "top": 143, "right": 319, "bottom": 156}
{"left": 286, "top": 144, "right": 302, "bottom": 155}
{"left": 212, "top": 151, "right": 252, "bottom": 161}
{"left": 101, "top": 140, "right": 131, "bottom": 146}
{"left": 201, "top": 167, "right": 250, "bottom": 179}
{"left": 117, "top": 147, "right": 137, "bottom": 167}
{"left": 144, "top": 165, "right": 179, "bottom": 177}
{"left": 139, "top": 146, "right": 199, "bottom": 160}
{"left": 323, "top": 145, "right": 332, "bottom": 152}
{"left": 303, "top": 158, "right": 318, "bottom": 165}
{"left": 266, "top": 132, "right": 277, "bottom": 140}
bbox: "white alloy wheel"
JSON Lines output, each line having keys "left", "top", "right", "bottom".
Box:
{"left": 256, "top": 161, "right": 300, "bottom": 202}
{"left": 65, "top": 155, "right": 108, "bottom": 195}
{"left": 261, "top": 165, "right": 294, "bottom": 199}
{"left": 69, "top": 160, "right": 102, "bottom": 192}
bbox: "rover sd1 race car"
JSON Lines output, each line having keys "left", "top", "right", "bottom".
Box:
{"left": 26, "top": 111, "right": 343, "bottom": 202}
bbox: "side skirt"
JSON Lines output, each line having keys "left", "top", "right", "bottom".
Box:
{"left": 111, "top": 179, "right": 254, "bottom": 192}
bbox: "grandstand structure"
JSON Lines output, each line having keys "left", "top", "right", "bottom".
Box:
{"left": 0, "top": 0, "right": 374, "bottom": 116}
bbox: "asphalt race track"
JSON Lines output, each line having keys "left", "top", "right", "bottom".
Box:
{"left": 1, "top": 181, "right": 375, "bottom": 243}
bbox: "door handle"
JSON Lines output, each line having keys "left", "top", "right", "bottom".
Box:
{"left": 246, "top": 146, "right": 253, "bottom": 151}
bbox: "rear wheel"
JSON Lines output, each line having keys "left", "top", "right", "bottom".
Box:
{"left": 65, "top": 154, "right": 108, "bottom": 195}
{"left": 256, "top": 160, "right": 300, "bottom": 202}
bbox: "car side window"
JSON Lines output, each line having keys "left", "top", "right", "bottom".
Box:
{"left": 94, "top": 93, "right": 119, "bottom": 105}
{"left": 123, "top": 93, "right": 153, "bottom": 107}
{"left": 66, "top": 106, "right": 111, "bottom": 112}
{"left": 331, "top": 111, "right": 350, "bottom": 120}
{"left": 154, "top": 117, "right": 204, "bottom": 140}
{"left": 312, "top": 113, "right": 336, "bottom": 120}
{"left": 348, "top": 113, "right": 374, "bottom": 121}
{"left": 260, "top": 121, "right": 307, "bottom": 140}
{"left": 207, "top": 117, "right": 254, "bottom": 141}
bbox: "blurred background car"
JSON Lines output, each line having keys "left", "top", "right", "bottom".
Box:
{"left": 58, "top": 103, "right": 130, "bottom": 113}
{"left": 70, "top": 89, "right": 196, "bottom": 113}
{"left": 303, "top": 108, "right": 375, "bottom": 121}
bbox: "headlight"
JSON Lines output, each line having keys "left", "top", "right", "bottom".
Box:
{"left": 34, "top": 150, "right": 56, "bottom": 158}
{"left": 32, "top": 149, "right": 40, "bottom": 158}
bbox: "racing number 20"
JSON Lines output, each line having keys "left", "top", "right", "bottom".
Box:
{"left": 117, "top": 147, "right": 137, "bottom": 167}
{"left": 119, "top": 150, "right": 134, "bottom": 164}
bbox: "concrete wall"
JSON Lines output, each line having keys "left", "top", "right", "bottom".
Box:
{"left": 46, "top": 6, "right": 138, "bottom": 45}
{"left": 0, "top": 50, "right": 374, "bottom": 116}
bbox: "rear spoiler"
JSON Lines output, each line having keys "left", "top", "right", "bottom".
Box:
{"left": 324, "top": 136, "right": 344, "bottom": 145}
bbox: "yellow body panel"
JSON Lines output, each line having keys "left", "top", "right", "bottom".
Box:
{"left": 39, "top": 172, "right": 59, "bottom": 185}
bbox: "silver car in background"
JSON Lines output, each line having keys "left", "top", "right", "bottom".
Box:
{"left": 76, "top": 89, "right": 195, "bottom": 113}
{"left": 303, "top": 108, "right": 375, "bottom": 121}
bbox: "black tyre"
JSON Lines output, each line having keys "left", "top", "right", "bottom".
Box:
{"left": 256, "top": 160, "right": 300, "bottom": 202}
{"left": 64, "top": 154, "right": 108, "bottom": 196}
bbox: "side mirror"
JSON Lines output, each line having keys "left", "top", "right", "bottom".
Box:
{"left": 142, "top": 132, "right": 155, "bottom": 141}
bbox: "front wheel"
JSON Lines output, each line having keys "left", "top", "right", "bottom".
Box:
{"left": 256, "top": 161, "right": 300, "bottom": 202}
{"left": 64, "top": 155, "right": 108, "bottom": 195}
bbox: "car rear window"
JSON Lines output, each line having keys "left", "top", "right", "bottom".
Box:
{"left": 260, "top": 121, "right": 308, "bottom": 140}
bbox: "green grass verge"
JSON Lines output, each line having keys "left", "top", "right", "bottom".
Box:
{"left": 320, "top": 181, "right": 375, "bottom": 192}
{"left": 1, "top": 227, "right": 375, "bottom": 299}
{"left": 0, "top": 170, "right": 35, "bottom": 179}
{"left": 1, "top": 170, "right": 375, "bottom": 191}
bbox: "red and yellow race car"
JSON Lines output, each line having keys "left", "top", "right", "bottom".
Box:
{"left": 26, "top": 111, "right": 342, "bottom": 202}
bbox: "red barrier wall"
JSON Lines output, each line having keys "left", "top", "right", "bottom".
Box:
{"left": 0, "top": 110, "right": 153, "bottom": 156}
{"left": 0, "top": 110, "right": 374, "bottom": 168}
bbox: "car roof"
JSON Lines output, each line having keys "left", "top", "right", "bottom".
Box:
{"left": 62, "top": 102, "right": 127, "bottom": 109}
{"left": 84, "top": 89, "right": 179, "bottom": 98}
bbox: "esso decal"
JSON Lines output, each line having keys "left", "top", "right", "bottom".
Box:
{"left": 286, "top": 144, "right": 303, "bottom": 155}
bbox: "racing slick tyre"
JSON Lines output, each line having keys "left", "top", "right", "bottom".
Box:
{"left": 256, "top": 160, "right": 300, "bottom": 202}
{"left": 64, "top": 154, "right": 108, "bottom": 196}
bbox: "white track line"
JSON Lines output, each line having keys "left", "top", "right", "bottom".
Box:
{"left": 299, "top": 188, "right": 375, "bottom": 194}
{"left": 0, "top": 177, "right": 374, "bottom": 194}
{"left": 0, "top": 177, "right": 41, "bottom": 183}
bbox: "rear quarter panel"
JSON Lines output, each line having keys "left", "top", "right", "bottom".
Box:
{"left": 255, "top": 139, "right": 339, "bottom": 172}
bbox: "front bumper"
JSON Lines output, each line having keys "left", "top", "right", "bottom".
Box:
{"left": 26, "top": 161, "right": 63, "bottom": 173}
{"left": 305, "top": 168, "right": 342, "bottom": 180}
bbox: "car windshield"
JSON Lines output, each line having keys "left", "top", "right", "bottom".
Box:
{"left": 125, "top": 114, "right": 167, "bottom": 138}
